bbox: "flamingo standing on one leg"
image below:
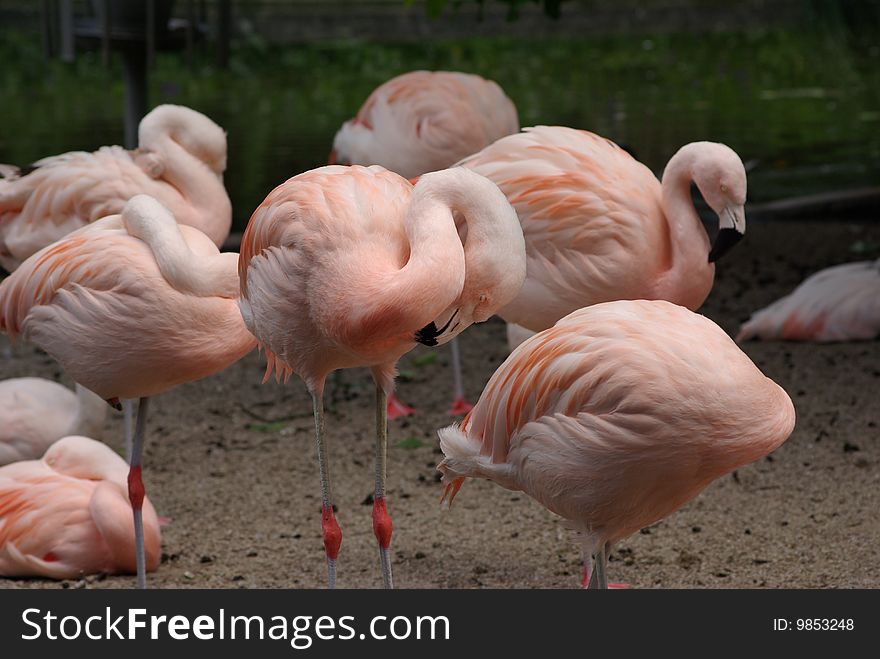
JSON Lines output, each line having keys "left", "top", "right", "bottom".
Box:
{"left": 737, "top": 259, "right": 880, "bottom": 342}
{"left": 0, "top": 377, "right": 107, "bottom": 466}
{"left": 330, "top": 70, "right": 520, "bottom": 417}
{"left": 238, "top": 165, "right": 525, "bottom": 588}
{"left": 0, "top": 104, "right": 232, "bottom": 272}
{"left": 437, "top": 300, "right": 795, "bottom": 588}
{"left": 0, "top": 195, "right": 257, "bottom": 588}
{"left": 456, "top": 126, "right": 748, "bottom": 340}
{"left": 0, "top": 435, "right": 161, "bottom": 578}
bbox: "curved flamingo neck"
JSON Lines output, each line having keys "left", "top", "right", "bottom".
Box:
{"left": 657, "top": 148, "right": 714, "bottom": 309}
{"left": 122, "top": 196, "right": 240, "bottom": 299}
{"left": 378, "top": 176, "right": 468, "bottom": 333}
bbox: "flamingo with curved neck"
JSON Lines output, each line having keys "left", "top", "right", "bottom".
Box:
{"left": 0, "top": 194, "right": 257, "bottom": 588}
{"left": 457, "top": 126, "right": 748, "bottom": 337}
{"left": 238, "top": 164, "right": 525, "bottom": 589}
{"left": 0, "top": 104, "right": 231, "bottom": 272}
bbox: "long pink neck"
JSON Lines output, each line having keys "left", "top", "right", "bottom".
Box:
{"left": 657, "top": 150, "right": 714, "bottom": 310}
{"left": 378, "top": 179, "right": 467, "bottom": 333}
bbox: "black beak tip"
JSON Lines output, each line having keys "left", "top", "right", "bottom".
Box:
{"left": 708, "top": 227, "right": 744, "bottom": 263}
{"left": 415, "top": 322, "right": 439, "bottom": 347}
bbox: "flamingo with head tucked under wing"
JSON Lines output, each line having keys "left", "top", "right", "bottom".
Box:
{"left": 438, "top": 300, "right": 795, "bottom": 588}
{"left": 0, "top": 195, "right": 257, "bottom": 588}
{"left": 0, "top": 104, "right": 232, "bottom": 272}
{"left": 737, "top": 259, "right": 880, "bottom": 342}
{"left": 238, "top": 164, "right": 525, "bottom": 588}
{"left": 0, "top": 435, "right": 161, "bottom": 579}
{"left": 0, "top": 377, "right": 107, "bottom": 466}
{"left": 331, "top": 70, "right": 520, "bottom": 417}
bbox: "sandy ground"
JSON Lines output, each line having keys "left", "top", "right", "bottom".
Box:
{"left": 1, "top": 220, "right": 879, "bottom": 590}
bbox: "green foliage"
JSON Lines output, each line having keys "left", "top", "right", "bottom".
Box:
{"left": 0, "top": 26, "right": 877, "bottom": 230}
{"left": 408, "top": 0, "right": 567, "bottom": 20}
{"left": 398, "top": 436, "right": 427, "bottom": 449}
{"left": 411, "top": 353, "right": 439, "bottom": 367}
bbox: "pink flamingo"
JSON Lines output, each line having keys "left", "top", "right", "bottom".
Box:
{"left": 0, "top": 435, "right": 161, "bottom": 579}
{"left": 0, "top": 377, "right": 107, "bottom": 466}
{"left": 0, "top": 195, "right": 256, "bottom": 587}
{"left": 438, "top": 300, "right": 795, "bottom": 588}
{"left": 456, "top": 126, "right": 748, "bottom": 339}
{"left": 737, "top": 259, "right": 880, "bottom": 342}
{"left": 0, "top": 104, "right": 231, "bottom": 272}
{"left": 331, "top": 70, "right": 520, "bottom": 417}
{"left": 238, "top": 164, "right": 525, "bottom": 588}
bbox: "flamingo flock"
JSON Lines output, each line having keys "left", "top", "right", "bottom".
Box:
{"left": 6, "top": 66, "right": 852, "bottom": 591}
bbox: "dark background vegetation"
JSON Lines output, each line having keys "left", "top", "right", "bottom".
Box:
{"left": 1, "top": 1, "right": 878, "bottom": 230}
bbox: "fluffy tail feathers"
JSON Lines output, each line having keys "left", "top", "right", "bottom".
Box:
{"left": 437, "top": 423, "right": 518, "bottom": 507}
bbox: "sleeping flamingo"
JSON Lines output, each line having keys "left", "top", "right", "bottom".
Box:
{"left": 438, "top": 300, "right": 795, "bottom": 588}
{"left": 0, "top": 377, "right": 107, "bottom": 466}
{"left": 0, "top": 195, "right": 257, "bottom": 588}
{"left": 0, "top": 104, "right": 231, "bottom": 272}
{"left": 456, "top": 126, "right": 747, "bottom": 339}
{"left": 331, "top": 70, "right": 520, "bottom": 417}
{"left": 0, "top": 435, "right": 161, "bottom": 579}
{"left": 737, "top": 259, "right": 880, "bottom": 342}
{"left": 238, "top": 165, "right": 525, "bottom": 588}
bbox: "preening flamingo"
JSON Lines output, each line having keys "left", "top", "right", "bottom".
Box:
{"left": 0, "top": 435, "right": 161, "bottom": 579}
{"left": 438, "top": 300, "right": 795, "bottom": 588}
{"left": 737, "top": 259, "right": 880, "bottom": 342}
{"left": 0, "top": 104, "right": 231, "bottom": 272}
{"left": 0, "top": 195, "right": 256, "bottom": 587}
{"left": 456, "top": 126, "right": 748, "bottom": 340}
{"left": 0, "top": 377, "right": 107, "bottom": 466}
{"left": 238, "top": 164, "right": 525, "bottom": 588}
{"left": 331, "top": 70, "right": 520, "bottom": 416}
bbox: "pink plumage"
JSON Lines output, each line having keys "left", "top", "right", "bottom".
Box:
{"left": 737, "top": 259, "right": 880, "bottom": 342}
{"left": 0, "top": 196, "right": 255, "bottom": 401}
{"left": 331, "top": 70, "right": 519, "bottom": 179}
{"left": 0, "top": 436, "right": 161, "bottom": 578}
{"left": 238, "top": 164, "right": 525, "bottom": 588}
{"left": 438, "top": 299, "right": 795, "bottom": 587}
{"left": 0, "top": 378, "right": 107, "bottom": 466}
{"left": 0, "top": 104, "right": 231, "bottom": 272}
{"left": 456, "top": 126, "right": 748, "bottom": 334}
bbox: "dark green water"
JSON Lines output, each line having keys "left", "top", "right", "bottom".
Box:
{"left": 1, "top": 26, "right": 878, "bottom": 230}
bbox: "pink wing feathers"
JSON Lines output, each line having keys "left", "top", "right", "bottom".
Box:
{"left": 0, "top": 209, "right": 254, "bottom": 400}
{"left": 0, "top": 436, "right": 160, "bottom": 578}
{"left": 332, "top": 71, "right": 520, "bottom": 178}
{"left": 439, "top": 301, "right": 795, "bottom": 540}
{"left": 238, "top": 166, "right": 415, "bottom": 389}
{"left": 0, "top": 147, "right": 170, "bottom": 271}
{"left": 456, "top": 126, "right": 672, "bottom": 331}
{"left": 737, "top": 259, "right": 880, "bottom": 342}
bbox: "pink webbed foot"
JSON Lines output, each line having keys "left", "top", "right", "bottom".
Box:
{"left": 447, "top": 395, "right": 474, "bottom": 416}
{"left": 387, "top": 392, "right": 415, "bottom": 420}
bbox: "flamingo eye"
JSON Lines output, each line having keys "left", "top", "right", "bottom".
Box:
{"left": 720, "top": 184, "right": 728, "bottom": 193}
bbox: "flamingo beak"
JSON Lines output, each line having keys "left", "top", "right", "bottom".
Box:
{"left": 709, "top": 203, "right": 745, "bottom": 263}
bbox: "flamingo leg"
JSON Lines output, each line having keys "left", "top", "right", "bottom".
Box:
{"left": 123, "top": 399, "right": 134, "bottom": 463}
{"left": 312, "top": 391, "right": 342, "bottom": 588}
{"left": 127, "top": 396, "right": 150, "bottom": 589}
{"left": 447, "top": 337, "right": 473, "bottom": 415}
{"left": 373, "top": 384, "right": 394, "bottom": 589}
{"left": 593, "top": 543, "right": 609, "bottom": 590}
